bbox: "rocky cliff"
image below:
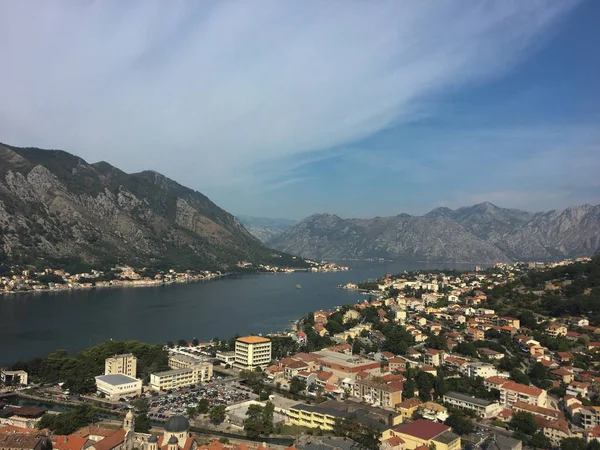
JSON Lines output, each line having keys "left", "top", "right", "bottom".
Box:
{"left": 0, "top": 143, "right": 290, "bottom": 270}
{"left": 268, "top": 202, "right": 600, "bottom": 263}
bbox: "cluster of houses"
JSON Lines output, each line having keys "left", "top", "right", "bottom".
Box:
{"left": 264, "top": 258, "right": 600, "bottom": 448}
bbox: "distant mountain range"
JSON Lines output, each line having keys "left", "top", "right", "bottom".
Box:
{"left": 238, "top": 215, "right": 297, "bottom": 243}
{"left": 0, "top": 143, "right": 299, "bottom": 271}
{"left": 267, "top": 202, "right": 600, "bottom": 263}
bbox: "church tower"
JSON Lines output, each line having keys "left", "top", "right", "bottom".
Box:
{"left": 124, "top": 410, "right": 135, "bottom": 433}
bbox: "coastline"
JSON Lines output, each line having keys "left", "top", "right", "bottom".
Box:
{"left": 0, "top": 266, "right": 351, "bottom": 297}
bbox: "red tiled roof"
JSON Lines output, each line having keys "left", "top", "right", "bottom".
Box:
{"left": 53, "top": 436, "right": 89, "bottom": 450}
{"left": 90, "top": 429, "right": 126, "bottom": 450}
{"left": 501, "top": 381, "right": 543, "bottom": 397}
{"left": 394, "top": 419, "right": 450, "bottom": 440}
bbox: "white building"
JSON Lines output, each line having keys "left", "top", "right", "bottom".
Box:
{"left": 462, "top": 363, "right": 498, "bottom": 379}
{"left": 95, "top": 374, "right": 142, "bottom": 400}
{"left": 443, "top": 391, "right": 501, "bottom": 418}
{"left": 233, "top": 336, "right": 272, "bottom": 370}
{"left": 105, "top": 353, "right": 137, "bottom": 378}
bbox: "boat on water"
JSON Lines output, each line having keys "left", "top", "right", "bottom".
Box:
{"left": 296, "top": 284, "right": 302, "bottom": 289}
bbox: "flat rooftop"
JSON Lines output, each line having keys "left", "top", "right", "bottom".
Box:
{"left": 312, "top": 349, "right": 376, "bottom": 368}
{"left": 237, "top": 336, "right": 270, "bottom": 344}
{"left": 444, "top": 391, "right": 495, "bottom": 407}
{"left": 152, "top": 367, "right": 193, "bottom": 377}
{"left": 95, "top": 374, "right": 139, "bottom": 385}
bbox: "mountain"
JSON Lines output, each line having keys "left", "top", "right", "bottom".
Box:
{"left": 0, "top": 143, "right": 296, "bottom": 271}
{"left": 237, "top": 215, "right": 297, "bottom": 243}
{"left": 268, "top": 203, "right": 600, "bottom": 263}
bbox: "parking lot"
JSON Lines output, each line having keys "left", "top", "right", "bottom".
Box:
{"left": 147, "top": 378, "right": 257, "bottom": 420}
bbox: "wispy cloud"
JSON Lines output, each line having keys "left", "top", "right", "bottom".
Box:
{"left": 0, "top": 0, "right": 579, "bottom": 194}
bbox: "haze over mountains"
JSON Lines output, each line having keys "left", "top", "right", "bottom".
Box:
{"left": 0, "top": 144, "right": 297, "bottom": 270}
{"left": 266, "top": 203, "right": 600, "bottom": 263}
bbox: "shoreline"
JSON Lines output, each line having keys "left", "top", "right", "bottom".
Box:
{"left": 0, "top": 266, "right": 351, "bottom": 298}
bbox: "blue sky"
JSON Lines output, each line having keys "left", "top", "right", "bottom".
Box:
{"left": 0, "top": 1, "right": 598, "bottom": 219}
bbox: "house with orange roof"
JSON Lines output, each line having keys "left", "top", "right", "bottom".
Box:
{"left": 498, "top": 381, "right": 547, "bottom": 407}
{"left": 396, "top": 397, "right": 422, "bottom": 419}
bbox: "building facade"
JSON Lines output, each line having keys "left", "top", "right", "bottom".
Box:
{"left": 95, "top": 374, "right": 142, "bottom": 401}
{"left": 105, "top": 354, "right": 137, "bottom": 378}
{"left": 233, "top": 336, "right": 272, "bottom": 370}
{"left": 149, "top": 365, "right": 211, "bottom": 392}
{"left": 442, "top": 392, "right": 500, "bottom": 418}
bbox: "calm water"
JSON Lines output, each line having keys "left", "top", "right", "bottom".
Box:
{"left": 0, "top": 260, "right": 476, "bottom": 364}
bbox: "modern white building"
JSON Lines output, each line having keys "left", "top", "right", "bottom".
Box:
{"left": 95, "top": 374, "right": 142, "bottom": 400}
{"left": 233, "top": 336, "right": 272, "bottom": 370}
{"left": 461, "top": 362, "right": 498, "bottom": 379}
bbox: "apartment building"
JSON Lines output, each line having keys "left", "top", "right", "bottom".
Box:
{"left": 149, "top": 364, "right": 211, "bottom": 392}
{"left": 355, "top": 379, "right": 404, "bottom": 409}
{"left": 104, "top": 353, "right": 137, "bottom": 378}
{"left": 498, "top": 381, "right": 547, "bottom": 407}
{"left": 546, "top": 324, "right": 568, "bottom": 338}
{"left": 233, "top": 336, "right": 272, "bottom": 370}
{"left": 442, "top": 392, "right": 501, "bottom": 419}
{"left": 423, "top": 349, "right": 445, "bottom": 367}
{"left": 462, "top": 363, "right": 498, "bottom": 379}
{"left": 168, "top": 354, "right": 212, "bottom": 372}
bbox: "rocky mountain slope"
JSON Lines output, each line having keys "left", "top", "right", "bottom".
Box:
{"left": 238, "top": 215, "right": 297, "bottom": 243}
{"left": 0, "top": 143, "right": 294, "bottom": 271}
{"left": 268, "top": 202, "right": 600, "bottom": 263}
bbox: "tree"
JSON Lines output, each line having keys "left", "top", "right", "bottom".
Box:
{"left": 196, "top": 398, "right": 210, "bottom": 414}
{"left": 135, "top": 413, "right": 151, "bottom": 433}
{"left": 243, "top": 402, "right": 274, "bottom": 439}
{"left": 192, "top": 338, "right": 200, "bottom": 346}
{"left": 37, "top": 405, "right": 99, "bottom": 435}
{"left": 289, "top": 377, "right": 306, "bottom": 396}
{"left": 445, "top": 413, "right": 474, "bottom": 436}
{"left": 404, "top": 377, "right": 415, "bottom": 399}
{"left": 332, "top": 415, "right": 381, "bottom": 450}
{"left": 509, "top": 411, "right": 538, "bottom": 436}
{"left": 210, "top": 405, "right": 227, "bottom": 424}
{"left": 560, "top": 438, "right": 586, "bottom": 450}
{"left": 510, "top": 369, "right": 531, "bottom": 386}
{"left": 166, "top": 341, "right": 174, "bottom": 348}
{"left": 177, "top": 339, "right": 188, "bottom": 347}
{"left": 530, "top": 432, "right": 552, "bottom": 449}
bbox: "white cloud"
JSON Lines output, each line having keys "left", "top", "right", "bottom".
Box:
{"left": 0, "top": 0, "right": 579, "bottom": 192}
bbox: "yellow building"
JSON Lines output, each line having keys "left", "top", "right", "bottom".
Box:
{"left": 234, "top": 336, "right": 272, "bottom": 370}
{"left": 396, "top": 397, "right": 422, "bottom": 420}
{"left": 149, "top": 364, "right": 212, "bottom": 392}
{"left": 105, "top": 353, "right": 137, "bottom": 378}
{"left": 343, "top": 309, "right": 360, "bottom": 323}
{"left": 289, "top": 404, "right": 338, "bottom": 430}
{"left": 393, "top": 419, "right": 460, "bottom": 450}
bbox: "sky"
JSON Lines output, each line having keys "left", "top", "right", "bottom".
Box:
{"left": 1, "top": 1, "right": 599, "bottom": 220}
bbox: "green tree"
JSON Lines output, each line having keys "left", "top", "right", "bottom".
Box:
{"left": 37, "top": 405, "right": 99, "bottom": 435}
{"left": 210, "top": 405, "right": 227, "bottom": 424}
{"left": 509, "top": 411, "right": 538, "bottom": 436}
{"left": 135, "top": 413, "right": 151, "bottom": 433}
{"left": 332, "top": 415, "right": 381, "bottom": 450}
{"left": 196, "top": 398, "right": 210, "bottom": 414}
{"left": 560, "top": 438, "right": 587, "bottom": 450}
{"left": 445, "top": 413, "right": 474, "bottom": 436}
{"left": 177, "top": 339, "right": 188, "bottom": 347}
{"left": 530, "top": 432, "right": 552, "bottom": 449}
{"left": 289, "top": 377, "right": 306, "bottom": 396}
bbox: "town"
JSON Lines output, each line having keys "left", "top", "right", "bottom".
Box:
{"left": 0, "top": 260, "right": 348, "bottom": 294}
{"left": 1, "top": 254, "right": 600, "bottom": 450}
